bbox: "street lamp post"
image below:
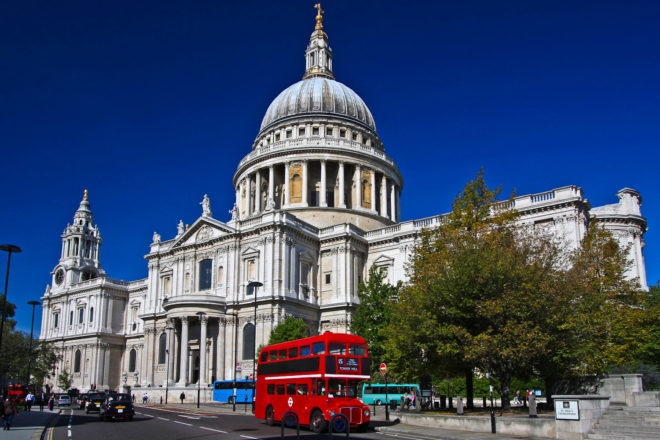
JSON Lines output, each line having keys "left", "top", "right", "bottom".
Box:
{"left": 224, "top": 304, "right": 239, "bottom": 412}
{"left": 247, "top": 281, "right": 262, "bottom": 412}
{"left": 0, "top": 244, "right": 22, "bottom": 379}
{"left": 165, "top": 325, "right": 173, "bottom": 404}
{"left": 196, "top": 312, "right": 206, "bottom": 409}
{"left": 26, "top": 300, "right": 41, "bottom": 389}
{"left": 487, "top": 363, "right": 496, "bottom": 434}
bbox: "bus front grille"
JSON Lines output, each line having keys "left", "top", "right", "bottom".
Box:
{"left": 339, "top": 407, "right": 363, "bottom": 425}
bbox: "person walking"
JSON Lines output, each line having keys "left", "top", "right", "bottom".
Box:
{"left": 25, "top": 391, "right": 35, "bottom": 411}
{"left": 48, "top": 395, "right": 54, "bottom": 411}
{"left": 39, "top": 393, "right": 45, "bottom": 411}
{"left": 179, "top": 392, "right": 185, "bottom": 404}
{"left": 3, "top": 398, "right": 18, "bottom": 430}
{"left": 142, "top": 392, "right": 149, "bottom": 404}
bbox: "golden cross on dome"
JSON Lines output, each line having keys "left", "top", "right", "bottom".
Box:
{"left": 83, "top": 189, "right": 88, "bottom": 201}
{"left": 314, "top": 3, "right": 324, "bottom": 30}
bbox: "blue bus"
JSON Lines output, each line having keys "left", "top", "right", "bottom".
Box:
{"left": 361, "top": 383, "right": 420, "bottom": 405}
{"left": 212, "top": 380, "right": 254, "bottom": 404}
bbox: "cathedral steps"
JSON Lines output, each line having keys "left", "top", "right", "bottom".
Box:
{"left": 586, "top": 406, "right": 660, "bottom": 440}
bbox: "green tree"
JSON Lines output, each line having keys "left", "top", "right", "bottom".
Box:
{"left": 351, "top": 265, "right": 400, "bottom": 377}
{"left": 267, "top": 316, "right": 309, "bottom": 345}
{"left": 57, "top": 369, "right": 73, "bottom": 391}
{"left": 386, "top": 170, "right": 562, "bottom": 409}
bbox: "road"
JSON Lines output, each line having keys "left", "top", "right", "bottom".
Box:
{"left": 47, "top": 406, "right": 398, "bottom": 440}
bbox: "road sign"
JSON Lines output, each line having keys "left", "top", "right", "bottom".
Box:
{"left": 380, "top": 363, "right": 387, "bottom": 374}
{"left": 236, "top": 365, "right": 242, "bottom": 372}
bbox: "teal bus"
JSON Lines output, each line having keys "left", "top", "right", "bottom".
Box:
{"left": 361, "top": 383, "right": 421, "bottom": 405}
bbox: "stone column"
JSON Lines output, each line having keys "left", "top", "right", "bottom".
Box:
{"left": 380, "top": 175, "right": 388, "bottom": 217}
{"left": 396, "top": 187, "right": 401, "bottom": 222}
{"left": 320, "top": 160, "right": 327, "bottom": 207}
{"left": 167, "top": 320, "right": 176, "bottom": 382}
{"left": 240, "top": 180, "right": 246, "bottom": 218}
{"left": 246, "top": 176, "right": 252, "bottom": 216}
{"left": 254, "top": 171, "right": 261, "bottom": 214}
{"left": 390, "top": 184, "right": 396, "bottom": 222}
{"left": 284, "top": 162, "right": 290, "bottom": 207}
{"left": 199, "top": 315, "right": 208, "bottom": 385}
{"left": 355, "top": 164, "right": 362, "bottom": 209}
{"left": 235, "top": 186, "right": 240, "bottom": 219}
{"left": 179, "top": 316, "right": 189, "bottom": 385}
{"left": 338, "top": 162, "right": 346, "bottom": 208}
{"left": 370, "top": 169, "right": 376, "bottom": 212}
{"left": 302, "top": 160, "right": 308, "bottom": 206}
{"left": 268, "top": 165, "right": 274, "bottom": 208}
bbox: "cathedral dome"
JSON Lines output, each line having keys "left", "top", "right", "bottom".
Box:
{"left": 259, "top": 77, "right": 376, "bottom": 133}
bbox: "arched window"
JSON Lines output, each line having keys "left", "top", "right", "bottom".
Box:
{"left": 198, "top": 259, "right": 212, "bottom": 290}
{"left": 242, "top": 323, "right": 255, "bottom": 360}
{"left": 128, "top": 349, "right": 137, "bottom": 372}
{"left": 290, "top": 174, "right": 302, "bottom": 203}
{"left": 74, "top": 349, "right": 81, "bottom": 373}
{"left": 158, "top": 333, "right": 167, "bottom": 365}
{"left": 89, "top": 307, "right": 94, "bottom": 323}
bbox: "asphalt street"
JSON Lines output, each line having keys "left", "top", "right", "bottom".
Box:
{"left": 47, "top": 406, "right": 400, "bottom": 440}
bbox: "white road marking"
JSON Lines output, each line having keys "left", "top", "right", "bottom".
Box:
{"left": 201, "top": 427, "right": 227, "bottom": 433}
{"left": 135, "top": 411, "right": 142, "bottom": 415}
{"left": 68, "top": 430, "right": 72, "bottom": 437}
{"left": 381, "top": 434, "right": 422, "bottom": 440}
{"left": 158, "top": 417, "right": 170, "bottom": 421}
{"left": 179, "top": 415, "right": 201, "bottom": 419}
{"left": 240, "top": 436, "right": 260, "bottom": 440}
{"left": 173, "top": 420, "right": 192, "bottom": 426}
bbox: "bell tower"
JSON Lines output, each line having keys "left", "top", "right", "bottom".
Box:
{"left": 51, "top": 190, "right": 105, "bottom": 291}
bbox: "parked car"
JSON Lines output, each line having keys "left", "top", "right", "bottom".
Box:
{"left": 57, "top": 394, "right": 72, "bottom": 407}
{"left": 78, "top": 393, "right": 89, "bottom": 409}
{"left": 85, "top": 396, "right": 105, "bottom": 414}
{"left": 99, "top": 393, "right": 134, "bottom": 421}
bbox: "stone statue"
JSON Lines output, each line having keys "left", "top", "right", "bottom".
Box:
{"left": 152, "top": 232, "right": 161, "bottom": 243}
{"left": 230, "top": 203, "right": 239, "bottom": 220}
{"left": 177, "top": 220, "right": 184, "bottom": 236}
{"left": 265, "top": 197, "right": 276, "bottom": 211}
{"left": 201, "top": 194, "right": 213, "bottom": 217}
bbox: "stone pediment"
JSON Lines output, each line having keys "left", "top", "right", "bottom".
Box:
{"left": 373, "top": 255, "right": 394, "bottom": 266}
{"left": 171, "top": 217, "right": 235, "bottom": 249}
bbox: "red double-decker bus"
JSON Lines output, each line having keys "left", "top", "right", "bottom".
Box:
{"left": 255, "top": 332, "right": 371, "bottom": 432}
{"left": 7, "top": 384, "right": 28, "bottom": 403}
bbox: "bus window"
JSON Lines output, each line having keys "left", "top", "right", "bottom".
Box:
{"left": 300, "top": 345, "right": 310, "bottom": 356}
{"left": 287, "top": 383, "right": 296, "bottom": 395}
{"left": 364, "top": 386, "right": 373, "bottom": 394}
{"left": 297, "top": 384, "right": 308, "bottom": 395}
{"left": 288, "top": 347, "right": 298, "bottom": 358}
{"left": 269, "top": 351, "right": 277, "bottom": 361}
{"left": 214, "top": 382, "right": 221, "bottom": 389}
{"left": 328, "top": 379, "right": 346, "bottom": 397}
{"left": 278, "top": 349, "right": 287, "bottom": 360}
{"left": 260, "top": 351, "right": 268, "bottom": 362}
{"left": 267, "top": 384, "right": 275, "bottom": 394}
{"left": 347, "top": 379, "right": 360, "bottom": 397}
{"left": 317, "top": 379, "right": 325, "bottom": 396}
{"left": 312, "top": 342, "right": 325, "bottom": 355}
{"left": 328, "top": 343, "right": 346, "bottom": 355}
{"left": 349, "top": 344, "right": 366, "bottom": 356}
{"left": 276, "top": 385, "right": 285, "bottom": 395}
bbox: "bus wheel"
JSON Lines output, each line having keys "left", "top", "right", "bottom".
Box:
{"left": 310, "top": 410, "right": 326, "bottom": 433}
{"left": 265, "top": 406, "right": 274, "bottom": 426}
{"left": 228, "top": 396, "right": 234, "bottom": 405}
{"left": 376, "top": 399, "right": 383, "bottom": 406}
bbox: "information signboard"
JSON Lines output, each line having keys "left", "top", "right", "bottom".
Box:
{"left": 555, "top": 399, "right": 580, "bottom": 420}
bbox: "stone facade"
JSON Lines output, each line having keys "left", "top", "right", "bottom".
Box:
{"left": 39, "top": 12, "right": 647, "bottom": 395}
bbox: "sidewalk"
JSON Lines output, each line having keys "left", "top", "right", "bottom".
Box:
{"left": 2, "top": 408, "right": 60, "bottom": 440}
{"left": 143, "top": 402, "right": 546, "bottom": 439}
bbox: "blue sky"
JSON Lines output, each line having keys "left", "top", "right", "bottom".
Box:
{"left": 2, "top": 0, "right": 659, "bottom": 333}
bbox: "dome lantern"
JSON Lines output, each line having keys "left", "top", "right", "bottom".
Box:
{"left": 303, "top": 3, "right": 334, "bottom": 80}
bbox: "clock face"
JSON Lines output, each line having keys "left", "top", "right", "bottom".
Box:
{"left": 55, "top": 269, "right": 64, "bottom": 286}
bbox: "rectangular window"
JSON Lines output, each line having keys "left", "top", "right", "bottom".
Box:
{"left": 325, "top": 273, "right": 331, "bottom": 284}
{"left": 278, "top": 349, "right": 287, "bottom": 360}
{"left": 286, "top": 130, "right": 292, "bottom": 139}
{"left": 78, "top": 308, "right": 84, "bottom": 324}
{"left": 349, "top": 344, "right": 366, "bottom": 356}
{"left": 199, "top": 259, "right": 212, "bottom": 290}
{"left": 267, "top": 384, "right": 275, "bottom": 395}
{"left": 269, "top": 351, "right": 277, "bottom": 361}
{"left": 276, "top": 385, "right": 285, "bottom": 395}
{"left": 298, "top": 127, "right": 305, "bottom": 136}
{"left": 89, "top": 307, "right": 94, "bottom": 323}
{"left": 297, "top": 384, "right": 308, "bottom": 395}
{"left": 288, "top": 347, "right": 298, "bottom": 358}
{"left": 352, "top": 133, "right": 358, "bottom": 141}
{"left": 260, "top": 351, "right": 268, "bottom": 362}
{"left": 287, "top": 383, "right": 296, "bottom": 395}
{"left": 312, "top": 127, "right": 319, "bottom": 136}
{"left": 300, "top": 345, "right": 310, "bottom": 357}
{"left": 275, "top": 132, "right": 281, "bottom": 141}
{"left": 340, "top": 129, "right": 346, "bottom": 138}
{"left": 53, "top": 313, "right": 59, "bottom": 329}
{"left": 217, "top": 266, "right": 224, "bottom": 286}
{"left": 326, "top": 127, "right": 333, "bottom": 136}
{"left": 312, "top": 342, "right": 325, "bottom": 355}
{"left": 69, "top": 311, "right": 73, "bottom": 326}
{"left": 328, "top": 343, "right": 346, "bottom": 355}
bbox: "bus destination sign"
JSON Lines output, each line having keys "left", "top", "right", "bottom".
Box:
{"left": 337, "top": 357, "right": 360, "bottom": 372}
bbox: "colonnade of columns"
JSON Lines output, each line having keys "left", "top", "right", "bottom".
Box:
{"left": 236, "top": 160, "right": 400, "bottom": 221}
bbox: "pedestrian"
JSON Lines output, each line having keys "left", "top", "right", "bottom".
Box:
{"left": 25, "top": 391, "right": 35, "bottom": 411}
{"left": 142, "top": 392, "right": 148, "bottom": 404}
{"left": 3, "top": 398, "right": 18, "bottom": 430}
{"left": 48, "top": 395, "right": 54, "bottom": 411}
{"left": 179, "top": 392, "right": 185, "bottom": 404}
{"left": 525, "top": 389, "right": 530, "bottom": 407}
{"left": 132, "top": 394, "right": 135, "bottom": 403}
{"left": 0, "top": 399, "right": 5, "bottom": 430}
{"left": 515, "top": 390, "right": 522, "bottom": 405}
{"left": 39, "top": 393, "right": 45, "bottom": 411}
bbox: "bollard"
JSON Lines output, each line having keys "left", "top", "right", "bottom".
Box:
{"left": 483, "top": 396, "right": 487, "bottom": 408}
{"left": 529, "top": 393, "right": 537, "bottom": 418}
{"left": 160, "top": 396, "right": 162, "bottom": 404}
{"left": 434, "top": 401, "right": 440, "bottom": 410}
{"left": 448, "top": 395, "right": 453, "bottom": 409}
{"left": 440, "top": 395, "right": 446, "bottom": 409}
{"left": 281, "top": 410, "right": 300, "bottom": 440}
{"left": 457, "top": 396, "right": 464, "bottom": 415}
{"left": 329, "top": 413, "right": 350, "bottom": 440}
